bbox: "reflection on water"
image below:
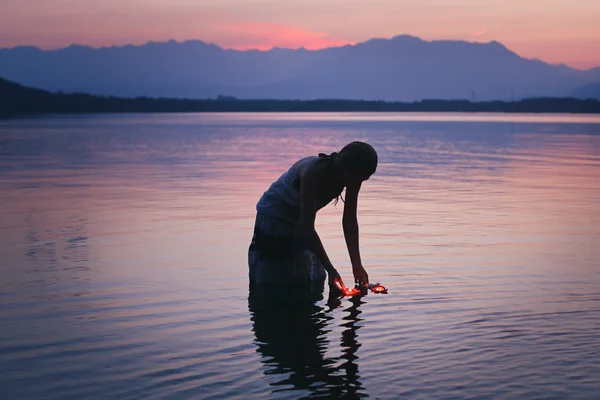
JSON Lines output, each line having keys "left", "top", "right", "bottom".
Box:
{"left": 249, "top": 285, "right": 367, "bottom": 399}
{"left": 1, "top": 113, "right": 600, "bottom": 399}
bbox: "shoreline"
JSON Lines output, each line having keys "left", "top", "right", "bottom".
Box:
{"left": 4, "top": 100, "right": 600, "bottom": 118}
{"left": 4, "top": 111, "right": 600, "bottom": 125}
{"left": 3, "top": 78, "right": 600, "bottom": 117}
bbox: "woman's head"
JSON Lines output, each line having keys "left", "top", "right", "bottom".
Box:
{"left": 334, "top": 141, "right": 378, "bottom": 185}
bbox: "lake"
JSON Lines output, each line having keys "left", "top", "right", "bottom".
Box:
{"left": 1, "top": 112, "right": 599, "bottom": 399}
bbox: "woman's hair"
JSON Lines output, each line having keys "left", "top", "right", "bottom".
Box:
{"left": 318, "top": 141, "right": 378, "bottom": 205}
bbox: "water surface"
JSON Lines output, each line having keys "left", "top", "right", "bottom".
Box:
{"left": 1, "top": 113, "right": 600, "bottom": 399}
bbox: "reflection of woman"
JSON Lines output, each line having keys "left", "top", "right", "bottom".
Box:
{"left": 248, "top": 286, "right": 367, "bottom": 398}
{"left": 339, "top": 295, "right": 365, "bottom": 398}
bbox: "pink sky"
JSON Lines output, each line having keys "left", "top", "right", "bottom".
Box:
{"left": 1, "top": 0, "right": 599, "bottom": 69}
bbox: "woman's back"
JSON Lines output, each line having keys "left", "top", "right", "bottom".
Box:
{"left": 256, "top": 156, "right": 341, "bottom": 225}
{"left": 256, "top": 156, "right": 315, "bottom": 225}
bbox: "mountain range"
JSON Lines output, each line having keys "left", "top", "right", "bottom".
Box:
{"left": 1, "top": 35, "right": 599, "bottom": 101}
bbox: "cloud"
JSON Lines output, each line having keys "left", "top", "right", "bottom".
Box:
{"left": 471, "top": 29, "right": 488, "bottom": 38}
{"left": 214, "top": 23, "right": 353, "bottom": 50}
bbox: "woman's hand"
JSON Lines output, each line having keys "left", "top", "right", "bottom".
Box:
{"left": 353, "top": 265, "right": 369, "bottom": 287}
{"left": 328, "top": 268, "right": 345, "bottom": 292}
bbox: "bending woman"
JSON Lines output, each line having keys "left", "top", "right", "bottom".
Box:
{"left": 248, "top": 141, "right": 378, "bottom": 291}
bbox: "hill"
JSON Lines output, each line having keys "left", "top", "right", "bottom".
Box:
{"left": 1, "top": 35, "right": 597, "bottom": 101}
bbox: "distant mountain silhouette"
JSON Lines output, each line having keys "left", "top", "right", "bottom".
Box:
{"left": 1, "top": 35, "right": 598, "bottom": 101}
{"left": 3, "top": 76, "right": 600, "bottom": 117}
{"left": 585, "top": 68, "right": 600, "bottom": 81}
{"left": 570, "top": 82, "right": 600, "bottom": 100}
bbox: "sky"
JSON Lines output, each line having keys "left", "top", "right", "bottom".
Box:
{"left": 1, "top": 0, "right": 599, "bottom": 69}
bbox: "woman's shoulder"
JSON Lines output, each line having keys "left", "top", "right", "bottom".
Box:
{"left": 293, "top": 155, "right": 332, "bottom": 182}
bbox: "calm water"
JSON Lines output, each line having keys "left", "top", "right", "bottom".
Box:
{"left": 1, "top": 113, "right": 600, "bottom": 399}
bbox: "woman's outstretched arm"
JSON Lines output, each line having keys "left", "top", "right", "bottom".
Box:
{"left": 343, "top": 181, "right": 369, "bottom": 286}
{"left": 299, "top": 166, "right": 344, "bottom": 289}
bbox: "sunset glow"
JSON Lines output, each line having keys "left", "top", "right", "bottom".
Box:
{"left": 218, "top": 23, "right": 354, "bottom": 50}
{"left": 0, "top": 0, "right": 599, "bottom": 68}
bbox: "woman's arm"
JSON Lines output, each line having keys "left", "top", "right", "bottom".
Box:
{"left": 299, "top": 166, "right": 344, "bottom": 288}
{"left": 343, "top": 181, "right": 369, "bottom": 285}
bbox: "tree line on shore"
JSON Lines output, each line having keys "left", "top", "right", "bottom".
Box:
{"left": 2, "top": 77, "right": 600, "bottom": 116}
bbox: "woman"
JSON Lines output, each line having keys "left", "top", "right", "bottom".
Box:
{"left": 248, "top": 141, "right": 378, "bottom": 292}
